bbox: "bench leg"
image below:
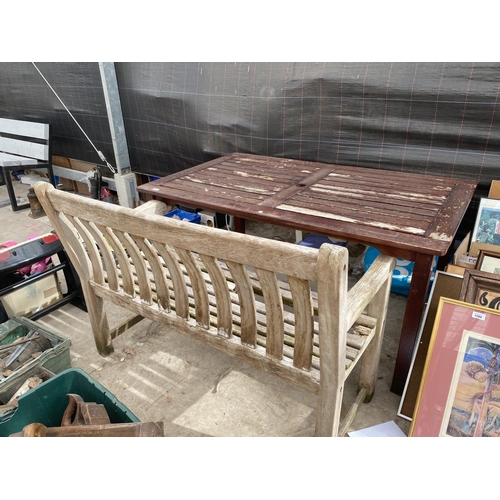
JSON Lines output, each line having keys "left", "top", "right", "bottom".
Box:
{"left": 82, "top": 282, "right": 113, "bottom": 356}
{"left": 2, "top": 167, "right": 30, "bottom": 211}
{"left": 315, "top": 383, "right": 344, "bottom": 437}
{"left": 358, "top": 274, "right": 393, "bottom": 402}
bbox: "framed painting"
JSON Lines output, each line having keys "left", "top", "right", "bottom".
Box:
{"left": 471, "top": 197, "right": 500, "bottom": 246}
{"left": 459, "top": 268, "right": 500, "bottom": 310}
{"left": 397, "top": 271, "right": 463, "bottom": 420}
{"left": 476, "top": 250, "right": 500, "bottom": 275}
{"left": 409, "top": 297, "right": 500, "bottom": 437}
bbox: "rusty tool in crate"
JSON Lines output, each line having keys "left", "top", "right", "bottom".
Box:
{"left": 60, "top": 393, "right": 111, "bottom": 426}
{"left": 0, "top": 334, "right": 41, "bottom": 354}
{"left": 10, "top": 393, "right": 164, "bottom": 437}
{"left": 4, "top": 330, "right": 39, "bottom": 368}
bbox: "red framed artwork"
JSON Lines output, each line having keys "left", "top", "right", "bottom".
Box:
{"left": 410, "top": 297, "right": 500, "bottom": 437}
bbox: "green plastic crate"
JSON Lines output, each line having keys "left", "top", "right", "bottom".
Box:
{"left": 0, "top": 368, "right": 139, "bottom": 436}
{"left": 0, "top": 317, "right": 71, "bottom": 403}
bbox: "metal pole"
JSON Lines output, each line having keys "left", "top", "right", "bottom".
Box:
{"left": 98, "top": 62, "right": 131, "bottom": 175}
{"left": 98, "top": 62, "right": 138, "bottom": 207}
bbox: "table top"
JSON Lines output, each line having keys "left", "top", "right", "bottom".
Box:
{"left": 138, "top": 153, "right": 478, "bottom": 259}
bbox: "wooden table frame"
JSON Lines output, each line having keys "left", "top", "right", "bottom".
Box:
{"left": 138, "top": 153, "right": 478, "bottom": 394}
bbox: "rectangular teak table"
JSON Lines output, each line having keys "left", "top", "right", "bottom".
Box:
{"left": 138, "top": 153, "right": 477, "bottom": 394}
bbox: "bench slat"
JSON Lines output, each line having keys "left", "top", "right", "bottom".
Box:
{"left": 134, "top": 236, "right": 171, "bottom": 311}
{"left": 176, "top": 247, "right": 210, "bottom": 328}
{"left": 115, "top": 230, "right": 152, "bottom": 304}
{"left": 0, "top": 151, "right": 45, "bottom": 167}
{"left": 70, "top": 215, "right": 104, "bottom": 285}
{"left": 99, "top": 224, "right": 135, "bottom": 296}
{"left": 255, "top": 268, "right": 285, "bottom": 360}
{"left": 0, "top": 137, "right": 49, "bottom": 162}
{"left": 86, "top": 221, "right": 120, "bottom": 292}
{"left": 153, "top": 243, "right": 190, "bottom": 319}
{"left": 225, "top": 261, "right": 257, "bottom": 347}
{"left": 0, "top": 118, "right": 49, "bottom": 139}
{"left": 199, "top": 254, "right": 233, "bottom": 337}
{"left": 288, "top": 276, "right": 314, "bottom": 370}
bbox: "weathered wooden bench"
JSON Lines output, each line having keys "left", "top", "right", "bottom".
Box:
{"left": 0, "top": 118, "right": 54, "bottom": 211}
{"left": 35, "top": 182, "right": 396, "bottom": 436}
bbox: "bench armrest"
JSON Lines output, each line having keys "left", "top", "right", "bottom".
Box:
{"left": 346, "top": 254, "right": 396, "bottom": 330}
{"left": 134, "top": 200, "right": 168, "bottom": 215}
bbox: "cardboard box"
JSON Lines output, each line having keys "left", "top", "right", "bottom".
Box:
{"left": 52, "top": 155, "right": 76, "bottom": 191}
{"left": 69, "top": 158, "right": 95, "bottom": 195}
{"left": 445, "top": 263, "right": 467, "bottom": 276}
{"left": 0, "top": 274, "right": 61, "bottom": 318}
{"left": 489, "top": 180, "right": 500, "bottom": 200}
{"left": 452, "top": 232, "right": 477, "bottom": 269}
{"left": 469, "top": 241, "right": 500, "bottom": 258}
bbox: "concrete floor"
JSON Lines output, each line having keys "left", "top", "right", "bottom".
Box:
{"left": 0, "top": 179, "right": 412, "bottom": 437}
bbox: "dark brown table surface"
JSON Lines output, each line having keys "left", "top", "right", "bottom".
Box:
{"left": 138, "top": 153, "right": 478, "bottom": 394}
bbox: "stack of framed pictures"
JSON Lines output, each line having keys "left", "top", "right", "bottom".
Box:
{"left": 470, "top": 197, "right": 500, "bottom": 263}
{"left": 409, "top": 298, "right": 500, "bottom": 437}
{"left": 401, "top": 195, "right": 500, "bottom": 436}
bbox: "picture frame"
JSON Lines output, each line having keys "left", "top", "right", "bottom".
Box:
{"left": 471, "top": 197, "right": 500, "bottom": 246}
{"left": 459, "top": 268, "right": 500, "bottom": 310}
{"left": 476, "top": 249, "right": 500, "bottom": 275}
{"left": 397, "top": 271, "right": 463, "bottom": 421}
{"left": 409, "top": 297, "right": 500, "bottom": 437}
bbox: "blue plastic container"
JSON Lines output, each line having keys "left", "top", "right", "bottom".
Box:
{"left": 299, "top": 234, "right": 347, "bottom": 249}
{"left": 363, "top": 246, "right": 437, "bottom": 297}
{"left": 165, "top": 209, "right": 201, "bottom": 224}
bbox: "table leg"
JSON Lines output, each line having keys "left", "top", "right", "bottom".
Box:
{"left": 390, "top": 252, "right": 435, "bottom": 395}
{"left": 234, "top": 216, "right": 245, "bottom": 233}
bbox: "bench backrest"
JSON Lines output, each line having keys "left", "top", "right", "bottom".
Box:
{"left": 0, "top": 118, "right": 50, "bottom": 161}
{"left": 36, "top": 182, "right": 357, "bottom": 385}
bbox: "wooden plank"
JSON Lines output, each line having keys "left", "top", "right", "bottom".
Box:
{"left": 99, "top": 225, "right": 135, "bottom": 296}
{"left": 69, "top": 215, "right": 104, "bottom": 285}
{"left": 14, "top": 421, "right": 164, "bottom": 437}
{"left": 115, "top": 230, "right": 152, "bottom": 304}
{"left": 199, "top": 254, "right": 233, "bottom": 337}
{"left": 288, "top": 276, "right": 314, "bottom": 371}
{"left": 133, "top": 236, "right": 171, "bottom": 311}
{"left": 277, "top": 203, "right": 428, "bottom": 236}
{"left": 315, "top": 243, "right": 349, "bottom": 436}
{"left": 0, "top": 152, "right": 42, "bottom": 167}
{"left": 0, "top": 137, "right": 48, "bottom": 161}
{"left": 152, "top": 242, "right": 190, "bottom": 319}
{"left": 287, "top": 195, "right": 435, "bottom": 231}
{"left": 225, "top": 261, "right": 257, "bottom": 347}
{"left": 175, "top": 248, "right": 210, "bottom": 328}
{"left": 0, "top": 118, "right": 49, "bottom": 139}
{"left": 293, "top": 187, "right": 440, "bottom": 217}
{"left": 255, "top": 268, "right": 285, "bottom": 360}
{"left": 82, "top": 220, "right": 119, "bottom": 292}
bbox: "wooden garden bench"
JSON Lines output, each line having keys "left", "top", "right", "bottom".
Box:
{"left": 34, "top": 182, "right": 396, "bottom": 436}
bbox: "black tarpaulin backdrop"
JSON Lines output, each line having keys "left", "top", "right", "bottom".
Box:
{"left": 1, "top": 62, "right": 499, "bottom": 199}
